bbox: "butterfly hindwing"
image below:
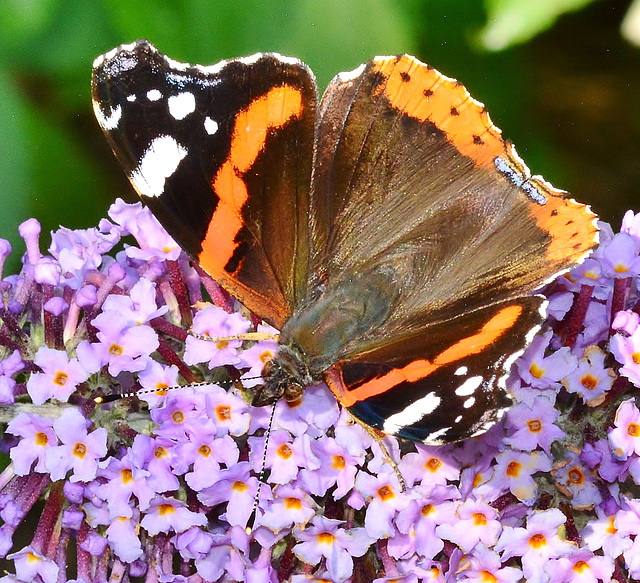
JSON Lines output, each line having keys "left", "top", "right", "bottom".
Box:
{"left": 325, "top": 295, "right": 547, "bottom": 443}
{"left": 92, "top": 41, "right": 317, "bottom": 329}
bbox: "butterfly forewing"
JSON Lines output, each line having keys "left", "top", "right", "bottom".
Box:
{"left": 308, "top": 55, "right": 597, "bottom": 359}
{"left": 92, "top": 40, "right": 316, "bottom": 329}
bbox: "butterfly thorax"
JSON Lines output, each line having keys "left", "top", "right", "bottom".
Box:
{"left": 253, "top": 271, "right": 396, "bottom": 406}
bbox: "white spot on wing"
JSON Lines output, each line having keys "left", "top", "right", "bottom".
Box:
{"left": 93, "top": 103, "right": 121, "bottom": 131}
{"left": 204, "top": 117, "right": 219, "bottom": 135}
{"left": 426, "top": 426, "right": 449, "bottom": 443}
{"left": 463, "top": 397, "right": 476, "bottom": 409}
{"left": 168, "top": 92, "right": 196, "bottom": 120}
{"left": 454, "top": 366, "right": 468, "bottom": 376}
{"left": 383, "top": 392, "right": 441, "bottom": 435}
{"left": 455, "top": 376, "right": 483, "bottom": 396}
{"left": 147, "top": 89, "right": 162, "bottom": 101}
{"left": 455, "top": 415, "right": 463, "bottom": 423}
{"left": 130, "top": 136, "right": 187, "bottom": 198}
{"left": 126, "top": 94, "right": 136, "bottom": 102}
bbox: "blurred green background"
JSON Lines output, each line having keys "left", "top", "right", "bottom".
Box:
{"left": 1, "top": 0, "right": 639, "bottom": 274}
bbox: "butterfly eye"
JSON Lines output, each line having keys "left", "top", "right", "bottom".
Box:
{"left": 282, "top": 382, "right": 304, "bottom": 402}
{"left": 262, "top": 359, "right": 274, "bottom": 376}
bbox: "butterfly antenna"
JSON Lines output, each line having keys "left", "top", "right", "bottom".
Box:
{"left": 245, "top": 400, "right": 277, "bottom": 535}
{"left": 189, "top": 331, "right": 279, "bottom": 343}
{"left": 93, "top": 376, "right": 264, "bottom": 404}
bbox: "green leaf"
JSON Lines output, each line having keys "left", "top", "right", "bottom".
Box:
{"left": 480, "top": 0, "right": 597, "bottom": 51}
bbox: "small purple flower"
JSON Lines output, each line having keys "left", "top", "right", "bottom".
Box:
{"left": 399, "top": 444, "right": 460, "bottom": 489}
{"left": 485, "top": 449, "right": 552, "bottom": 503}
{"left": 495, "top": 509, "right": 574, "bottom": 583}
{"left": 552, "top": 450, "right": 602, "bottom": 509}
{"left": 516, "top": 331, "right": 578, "bottom": 388}
{"left": 581, "top": 506, "right": 632, "bottom": 558}
{"left": 140, "top": 497, "right": 207, "bottom": 536}
{"left": 601, "top": 232, "right": 640, "bottom": 277}
{"left": 204, "top": 385, "right": 251, "bottom": 436}
{"left": 7, "top": 546, "right": 59, "bottom": 583}
{"left": 356, "top": 470, "right": 409, "bottom": 538}
{"left": 44, "top": 407, "right": 107, "bottom": 482}
{"left": 6, "top": 413, "right": 56, "bottom": 475}
{"left": 101, "top": 277, "right": 168, "bottom": 325}
{"left": 258, "top": 484, "right": 317, "bottom": 532}
{"left": 608, "top": 399, "right": 640, "bottom": 459}
{"left": 26, "top": 346, "right": 89, "bottom": 405}
{"left": 546, "top": 550, "right": 614, "bottom": 583}
{"left": 108, "top": 199, "right": 182, "bottom": 262}
{"left": 456, "top": 545, "right": 522, "bottom": 583}
{"left": 293, "top": 516, "right": 372, "bottom": 582}
{"left": 504, "top": 395, "right": 565, "bottom": 453}
{"left": 435, "top": 497, "right": 502, "bottom": 552}
{"left": 562, "top": 346, "right": 614, "bottom": 405}
{"left": 610, "top": 329, "right": 640, "bottom": 388}
{"left": 105, "top": 515, "right": 143, "bottom": 563}
{"left": 184, "top": 305, "right": 250, "bottom": 368}
{"left": 85, "top": 311, "right": 159, "bottom": 375}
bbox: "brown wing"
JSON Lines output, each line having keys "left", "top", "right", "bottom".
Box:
{"left": 307, "top": 54, "right": 597, "bottom": 359}
{"left": 92, "top": 41, "right": 317, "bottom": 329}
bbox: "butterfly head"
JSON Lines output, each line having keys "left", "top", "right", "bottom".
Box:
{"left": 251, "top": 344, "right": 313, "bottom": 407}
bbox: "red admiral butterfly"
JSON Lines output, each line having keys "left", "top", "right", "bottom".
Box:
{"left": 92, "top": 40, "right": 598, "bottom": 443}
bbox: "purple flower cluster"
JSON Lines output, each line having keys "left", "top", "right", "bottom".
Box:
{"left": 1, "top": 201, "right": 640, "bottom": 582}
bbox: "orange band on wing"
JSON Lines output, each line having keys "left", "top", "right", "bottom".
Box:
{"left": 337, "top": 304, "right": 523, "bottom": 407}
{"left": 370, "top": 56, "right": 505, "bottom": 168}
{"left": 200, "top": 85, "right": 304, "bottom": 273}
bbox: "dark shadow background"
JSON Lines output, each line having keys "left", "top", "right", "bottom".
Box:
{"left": 1, "top": 0, "right": 639, "bottom": 276}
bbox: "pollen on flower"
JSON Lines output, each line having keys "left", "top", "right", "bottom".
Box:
{"left": 529, "top": 362, "right": 545, "bottom": 379}
{"left": 277, "top": 443, "right": 293, "bottom": 459}
{"left": 121, "top": 468, "right": 134, "bottom": 483}
{"left": 232, "top": 480, "right": 248, "bottom": 492}
{"left": 216, "top": 340, "right": 229, "bottom": 350}
{"left": 422, "top": 503, "right": 435, "bottom": 516}
{"left": 172, "top": 410, "right": 185, "bottom": 424}
{"left": 109, "top": 343, "right": 124, "bottom": 356}
{"left": 317, "top": 532, "right": 336, "bottom": 545}
{"left": 155, "top": 382, "right": 168, "bottom": 395}
{"left": 26, "top": 552, "right": 40, "bottom": 564}
{"left": 614, "top": 263, "right": 629, "bottom": 273}
{"left": 285, "top": 497, "right": 302, "bottom": 510}
{"left": 73, "top": 443, "right": 87, "bottom": 458}
{"left": 527, "top": 419, "right": 542, "bottom": 432}
{"left": 154, "top": 446, "right": 168, "bottom": 459}
{"left": 506, "top": 461, "right": 521, "bottom": 477}
{"left": 528, "top": 533, "right": 547, "bottom": 548}
{"left": 573, "top": 560, "right": 590, "bottom": 573}
{"left": 581, "top": 374, "right": 598, "bottom": 391}
{"left": 377, "top": 485, "right": 395, "bottom": 501}
{"left": 216, "top": 404, "right": 231, "bottom": 421}
{"left": 332, "top": 455, "right": 345, "bottom": 470}
{"left": 567, "top": 466, "right": 585, "bottom": 485}
{"left": 198, "top": 444, "right": 212, "bottom": 457}
{"left": 627, "top": 423, "right": 640, "bottom": 437}
{"left": 259, "top": 350, "right": 273, "bottom": 363}
{"left": 425, "top": 457, "right": 442, "bottom": 472}
{"left": 158, "top": 504, "right": 175, "bottom": 516}
{"left": 606, "top": 516, "right": 617, "bottom": 535}
{"left": 35, "top": 432, "right": 49, "bottom": 446}
{"left": 633, "top": 352, "right": 640, "bottom": 365}
{"left": 472, "top": 512, "right": 487, "bottom": 526}
{"left": 480, "top": 571, "right": 498, "bottom": 583}
{"left": 53, "top": 371, "right": 69, "bottom": 386}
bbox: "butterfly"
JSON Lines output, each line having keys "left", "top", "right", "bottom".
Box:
{"left": 92, "top": 40, "right": 598, "bottom": 443}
